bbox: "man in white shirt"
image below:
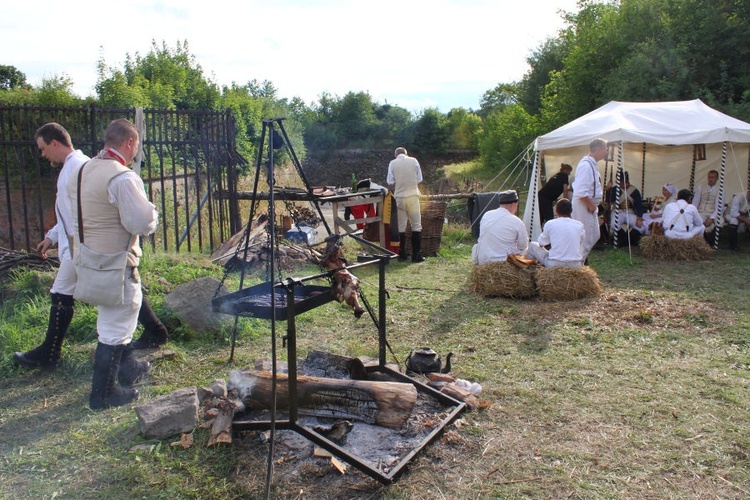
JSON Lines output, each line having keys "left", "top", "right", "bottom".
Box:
{"left": 571, "top": 138, "right": 607, "bottom": 260}
{"left": 527, "top": 199, "right": 585, "bottom": 268}
{"left": 663, "top": 189, "right": 705, "bottom": 239}
{"left": 692, "top": 169, "right": 722, "bottom": 241}
{"left": 726, "top": 189, "right": 750, "bottom": 251}
{"left": 387, "top": 146, "right": 425, "bottom": 262}
{"left": 70, "top": 119, "right": 158, "bottom": 410}
{"left": 472, "top": 190, "right": 529, "bottom": 265}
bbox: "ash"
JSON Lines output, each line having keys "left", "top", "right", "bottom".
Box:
{"left": 235, "top": 365, "right": 457, "bottom": 473}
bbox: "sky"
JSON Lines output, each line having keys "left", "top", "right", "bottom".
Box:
{"left": 2, "top": 0, "right": 580, "bottom": 113}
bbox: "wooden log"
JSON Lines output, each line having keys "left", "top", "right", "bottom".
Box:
{"left": 207, "top": 397, "right": 245, "bottom": 447}
{"left": 228, "top": 369, "right": 418, "bottom": 429}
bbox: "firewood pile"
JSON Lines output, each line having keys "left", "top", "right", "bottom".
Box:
{"left": 0, "top": 246, "right": 58, "bottom": 281}
{"left": 210, "top": 214, "right": 322, "bottom": 268}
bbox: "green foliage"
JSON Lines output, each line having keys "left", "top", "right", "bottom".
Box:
{"left": 520, "top": 0, "right": 750, "bottom": 129}
{"left": 96, "top": 40, "right": 220, "bottom": 110}
{"left": 478, "top": 104, "right": 539, "bottom": 170}
{"left": 0, "top": 65, "right": 29, "bottom": 90}
{"left": 412, "top": 108, "right": 450, "bottom": 156}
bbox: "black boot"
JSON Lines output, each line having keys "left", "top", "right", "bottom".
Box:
{"left": 89, "top": 342, "right": 139, "bottom": 410}
{"left": 118, "top": 343, "right": 151, "bottom": 387}
{"left": 131, "top": 297, "right": 168, "bottom": 349}
{"left": 729, "top": 224, "right": 739, "bottom": 251}
{"left": 398, "top": 232, "right": 408, "bottom": 261}
{"left": 411, "top": 231, "right": 426, "bottom": 263}
{"left": 13, "top": 293, "right": 74, "bottom": 369}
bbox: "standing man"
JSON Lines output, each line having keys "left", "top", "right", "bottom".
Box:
{"left": 13, "top": 123, "right": 168, "bottom": 371}
{"left": 70, "top": 118, "right": 158, "bottom": 410}
{"left": 571, "top": 138, "right": 607, "bottom": 261}
{"left": 527, "top": 199, "right": 585, "bottom": 268}
{"left": 471, "top": 190, "right": 529, "bottom": 265}
{"left": 692, "top": 169, "right": 721, "bottom": 242}
{"left": 538, "top": 163, "right": 572, "bottom": 226}
{"left": 387, "top": 146, "right": 425, "bottom": 263}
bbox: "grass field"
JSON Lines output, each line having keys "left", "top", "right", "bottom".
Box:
{"left": 1, "top": 224, "right": 749, "bottom": 499}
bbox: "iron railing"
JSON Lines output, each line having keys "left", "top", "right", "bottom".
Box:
{"left": 0, "top": 105, "right": 246, "bottom": 255}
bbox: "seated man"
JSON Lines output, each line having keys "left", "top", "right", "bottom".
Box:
{"left": 662, "top": 189, "right": 705, "bottom": 239}
{"left": 726, "top": 189, "right": 750, "bottom": 251}
{"left": 472, "top": 190, "right": 528, "bottom": 265}
{"left": 644, "top": 182, "right": 678, "bottom": 230}
{"left": 527, "top": 199, "right": 584, "bottom": 268}
{"left": 606, "top": 171, "right": 647, "bottom": 234}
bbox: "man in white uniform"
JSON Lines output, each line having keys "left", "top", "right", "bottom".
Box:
{"left": 387, "top": 147, "right": 425, "bottom": 263}
{"left": 70, "top": 119, "right": 158, "bottom": 410}
{"left": 527, "top": 199, "right": 585, "bottom": 268}
{"left": 692, "top": 169, "right": 722, "bottom": 242}
{"left": 726, "top": 189, "right": 750, "bottom": 251}
{"left": 663, "top": 189, "right": 705, "bottom": 239}
{"left": 472, "top": 190, "right": 529, "bottom": 265}
{"left": 571, "top": 138, "right": 606, "bottom": 261}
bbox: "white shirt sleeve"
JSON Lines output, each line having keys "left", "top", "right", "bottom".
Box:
{"left": 107, "top": 171, "right": 158, "bottom": 237}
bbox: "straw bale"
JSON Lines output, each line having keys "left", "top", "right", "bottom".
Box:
{"left": 470, "top": 261, "right": 537, "bottom": 299}
{"left": 535, "top": 266, "right": 602, "bottom": 301}
{"left": 640, "top": 234, "right": 713, "bottom": 261}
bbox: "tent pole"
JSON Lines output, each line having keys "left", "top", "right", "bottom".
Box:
{"left": 714, "top": 142, "right": 728, "bottom": 250}
{"left": 641, "top": 142, "right": 646, "bottom": 194}
{"left": 689, "top": 146, "right": 697, "bottom": 193}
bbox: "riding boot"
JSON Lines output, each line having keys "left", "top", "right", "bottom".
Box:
{"left": 411, "top": 231, "right": 426, "bottom": 263}
{"left": 131, "top": 297, "right": 168, "bottom": 349}
{"left": 729, "top": 224, "right": 739, "bottom": 251}
{"left": 13, "top": 293, "right": 74, "bottom": 369}
{"left": 118, "top": 343, "right": 152, "bottom": 387}
{"left": 398, "top": 232, "right": 408, "bottom": 261}
{"left": 89, "top": 342, "right": 139, "bottom": 410}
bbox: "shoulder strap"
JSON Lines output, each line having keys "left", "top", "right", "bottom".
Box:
{"left": 76, "top": 162, "right": 88, "bottom": 244}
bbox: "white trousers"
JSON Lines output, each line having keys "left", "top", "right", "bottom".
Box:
{"left": 572, "top": 198, "right": 600, "bottom": 258}
{"left": 97, "top": 268, "right": 142, "bottom": 346}
{"left": 50, "top": 256, "right": 77, "bottom": 295}
{"left": 527, "top": 242, "right": 582, "bottom": 268}
{"left": 396, "top": 195, "right": 422, "bottom": 232}
{"left": 611, "top": 211, "right": 648, "bottom": 234}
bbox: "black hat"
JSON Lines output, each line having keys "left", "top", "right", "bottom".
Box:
{"left": 497, "top": 189, "right": 519, "bottom": 204}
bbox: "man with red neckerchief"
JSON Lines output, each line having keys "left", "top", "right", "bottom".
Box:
{"left": 70, "top": 118, "right": 158, "bottom": 410}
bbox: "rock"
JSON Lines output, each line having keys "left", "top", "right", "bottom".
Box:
{"left": 135, "top": 387, "right": 200, "bottom": 439}
{"left": 209, "top": 379, "right": 227, "bottom": 398}
{"left": 164, "top": 277, "right": 231, "bottom": 335}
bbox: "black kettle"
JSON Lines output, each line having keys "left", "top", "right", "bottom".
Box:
{"left": 405, "top": 348, "right": 452, "bottom": 375}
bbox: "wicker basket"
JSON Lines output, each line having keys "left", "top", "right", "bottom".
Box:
{"left": 403, "top": 201, "right": 447, "bottom": 256}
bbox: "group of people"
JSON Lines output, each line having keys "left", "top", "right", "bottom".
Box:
{"left": 13, "top": 120, "right": 168, "bottom": 410}
{"left": 472, "top": 137, "right": 750, "bottom": 268}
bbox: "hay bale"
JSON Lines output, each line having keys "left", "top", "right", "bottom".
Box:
{"left": 640, "top": 234, "right": 713, "bottom": 261}
{"left": 470, "top": 261, "right": 537, "bottom": 299}
{"left": 535, "top": 266, "right": 602, "bottom": 301}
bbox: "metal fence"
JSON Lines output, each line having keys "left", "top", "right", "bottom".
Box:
{"left": 0, "top": 105, "right": 246, "bottom": 255}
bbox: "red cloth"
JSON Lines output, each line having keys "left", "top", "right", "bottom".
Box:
{"left": 349, "top": 204, "right": 376, "bottom": 229}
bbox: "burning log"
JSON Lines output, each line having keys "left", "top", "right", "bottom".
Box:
{"left": 228, "top": 369, "right": 418, "bottom": 430}
{"left": 321, "top": 236, "right": 365, "bottom": 318}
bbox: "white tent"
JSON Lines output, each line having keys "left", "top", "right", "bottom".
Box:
{"left": 523, "top": 99, "right": 750, "bottom": 244}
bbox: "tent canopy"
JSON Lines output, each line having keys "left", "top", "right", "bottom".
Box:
{"left": 523, "top": 99, "right": 750, "bottom": 240}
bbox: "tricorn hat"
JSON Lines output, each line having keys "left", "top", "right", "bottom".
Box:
{"left": 497, "top": 189, "right": 519, "bottom": 204}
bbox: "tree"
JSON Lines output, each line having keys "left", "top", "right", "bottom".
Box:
{"left": 0, "top": 65, "right": 28, "bottom": 90}
{"left": 96, "top": 40, "right": 220, "bottom": 110}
